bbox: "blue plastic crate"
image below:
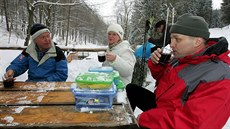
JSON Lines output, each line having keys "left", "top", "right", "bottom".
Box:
{"left": 71, "top": 83, "right": 117, "bottom": 111}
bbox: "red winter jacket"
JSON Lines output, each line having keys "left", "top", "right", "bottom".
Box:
{"left": 139, "top": 37, "right": 230, "bottom": 129}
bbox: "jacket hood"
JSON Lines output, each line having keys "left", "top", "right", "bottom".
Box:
{"left": 204, "top": 37, "right": 228, "bottom": 56}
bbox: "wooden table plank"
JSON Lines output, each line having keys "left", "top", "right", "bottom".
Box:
{"left": 0, "top": 105, "right": 138, "bottom": 129}
{"left": 42, "top": 91, "right": 75, "bottom": 104}
{"left": 0, "top": 91, "right": 75, "bottom": 105}
{"left": 0, "top": 82, "right": 73, "bottom": 91}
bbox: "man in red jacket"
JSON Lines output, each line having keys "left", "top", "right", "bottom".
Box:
{"left": 126, "top": 13, "right": 230, "bottom": 129}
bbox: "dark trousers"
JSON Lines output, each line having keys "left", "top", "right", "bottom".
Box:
{"left": 126, "top": 83, "right": 156, "bottom": 111}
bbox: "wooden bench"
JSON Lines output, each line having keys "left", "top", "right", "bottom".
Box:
{"left": 0, "top": 47, "right": 107, "bottom": 62}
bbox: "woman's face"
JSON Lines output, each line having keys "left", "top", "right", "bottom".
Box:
{"left": 107, "top": 31, "right": 120, "bottom": 45}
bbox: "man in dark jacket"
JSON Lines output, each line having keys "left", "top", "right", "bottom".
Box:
{"left": 126, "top": 13, "right": 230, "bottom": 128}
{"left": 3, "top": 23, "right": 68, "bottom": 82}
{"left": 148, "top": 20, "right": 171, "bottom": 52}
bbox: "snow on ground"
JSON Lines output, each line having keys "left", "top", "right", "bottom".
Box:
{"left": 0, "top": 21, "right": 230, "bottom": 128}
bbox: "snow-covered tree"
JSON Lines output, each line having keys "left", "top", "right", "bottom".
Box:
{"left": 211, "top": 9, "right": 224, "bottom": 28}
{"left": 221, "top": 0, "right": 230, "bottom": 25}
{"left": 114, "top": 0, "right": 134, "bottom": 40}
{"left": 196, "top": 0, "right": 212, "bottom": 26}
{"left": 130, "top": 0, "right": 168, "bottom": 46}
{"left": 0, "top": 0, "right": 107, "bottom": 46}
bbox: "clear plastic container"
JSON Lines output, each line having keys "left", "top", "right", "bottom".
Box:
{"left": 71, "top": 83, "right": 117, "bottom": 111}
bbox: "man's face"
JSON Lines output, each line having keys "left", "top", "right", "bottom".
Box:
{"left": 170, "top": 33, "right": 198, "bottom": 58}
{"left": 156, "top": 25, "right": 164, "bottom": 33}
{"left": 34, "top": 32, "right": 51, "bottom": 51}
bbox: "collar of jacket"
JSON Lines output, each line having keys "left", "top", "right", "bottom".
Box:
{"left": 109, "top": 40, "right": 122, "bottom": 49}
{"left": 109, "top": 40, "right": 132, "bottom": 51}
{"left": 26, "top": 41, "right": 57, "bottom": 66}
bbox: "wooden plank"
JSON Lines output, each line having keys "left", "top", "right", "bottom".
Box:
{"left": 0, "top": 46, "right": 26, "bottom": 50}
{"left": 0, "top": 105, "right": 138, "bottom": 129}
{"left": 42, "top": 91, "right": 75, "bottom": 104}
{"left": 0, "top": 91, "right": 75, "bottom": 105}
{"left": 0, "top": 47, "right": 107, "bottom": 52}
{"left": 0, "top": 82, "right": 73, "bottom": 91}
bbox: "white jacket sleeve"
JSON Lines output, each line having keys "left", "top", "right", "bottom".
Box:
{"left": 110, "top": 48, "right": 136, "bottom": 77}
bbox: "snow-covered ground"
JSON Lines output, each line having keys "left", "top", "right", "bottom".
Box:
{"left": 0, "top": 21, "right": 230, "bottom": 128}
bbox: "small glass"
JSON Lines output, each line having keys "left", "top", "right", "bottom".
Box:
{"left": 97, "top": 51, "right": 106, "bottom": 62}
{"left": 3, "top": 77, "right": 14, "bottom": 88}
{"left": 159, "top": 47, "right": 172, "bottom": 65}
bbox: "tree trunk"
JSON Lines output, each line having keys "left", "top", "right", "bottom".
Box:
{"left": 24, "top": 0, "right": 35, "bottom": 46}
{"left": 65, "top": 5, "right": 71, "bottom": 46}
{"left": 51, "top": 5, "right": 56, "bottom": 39}
{"left": 3, "top": 0, "right": 9, "bottom": 31}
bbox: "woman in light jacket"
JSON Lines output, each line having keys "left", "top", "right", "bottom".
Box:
{"left": 102, "top": 23, "right": 136, "bottom": 86}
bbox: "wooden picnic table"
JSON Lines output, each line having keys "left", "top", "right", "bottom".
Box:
{"left": 0, "top": 82, "right": 138, "bottom": 129}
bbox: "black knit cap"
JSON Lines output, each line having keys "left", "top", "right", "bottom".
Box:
{"left": 30, "top": 23, "right": 47, "bottom": 35}
{"left": 170, "top": 13, "right": 210, "bottom": 40}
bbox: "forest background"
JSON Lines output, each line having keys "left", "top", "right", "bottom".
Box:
{"left": 0, "top": 0, "right": 229, "bottom": 48}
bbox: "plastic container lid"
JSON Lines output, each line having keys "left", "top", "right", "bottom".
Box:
{"left": 88, "top": 66, "right": 113, "bottom": 73}
{"left": 75, "top": 72, "right": 114, "bottom": 84}
{"left": 71, "top": 83, "right": 117, "bottom": 94}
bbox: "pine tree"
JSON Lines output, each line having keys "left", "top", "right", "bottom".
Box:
{"left": 196, "top": 0, "right": 212, "bottom": 25}
{"left": 221, "top": 0, "right": 230, "bottom": 25}
{"left": 211, "top": 9, "right": 223, "bottom": 28}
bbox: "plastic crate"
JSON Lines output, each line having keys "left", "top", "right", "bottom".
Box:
{"left": 71, "top": 83, "right": 117, "bottom": 111}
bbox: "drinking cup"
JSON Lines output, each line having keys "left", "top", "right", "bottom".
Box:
{"left": 159, "top": 47, "right": 172, "bottom": 65}
{"left": 97, "top": 51, "right": 106, "bottom": 62}
{"left": 3, "top": 77, "right": 14, "bottom": 88}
